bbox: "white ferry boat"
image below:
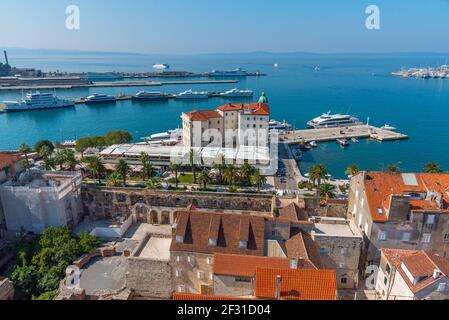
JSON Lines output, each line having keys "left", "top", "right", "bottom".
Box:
{"left": 175, "top": 90, "right": 209, "bottom": 99}
{"left": 220, "top": 88, "right": 254, "bottom": 98}
{"left": 209, "top": 68, "right": 248, "bottom": 77}
{"left": 0, "top": 91, "right": 75, "bottom": 112}
{"left": 269, "top": 120, "right": 292, "bottom": 131}
{"left": 381, "top": 124, "right": 397, "bottom": 131}
{"left": 143, "top": 128, "right": 183, "bottom": 141}
{"left": 85, "top": 93, "right": 117, "bottom": 104}
{"left": 132, "top": 91, "right": 170, "bottom": 101}
{"left": 307, "top": 111, "right": 362, "bottom": 129}
{"left": 153, "top": 63, "right": 170, "bottom": 70}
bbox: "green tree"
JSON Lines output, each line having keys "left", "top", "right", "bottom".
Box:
{"left": 240, "top": 161, "right": 255, "bottom": 186}
{"left": 385, "top": 164, "right": 400, "bottom": 174}
{"left": 87, "top": 156, "right": 106, "bottom": 185}
{"left": 212, "top": 154, "right": 226, "bottom": 184}
{"left": 197, "top": 169, "right": 211, "bottom": 190}
{"left": 251, "top": 169, "right": 267, "bottom": 193}
{"left": 145, "top": 176, "right": 162, "bottom": 190}
{"left": 116, "top": 159, "right": 130, "bottom": 186}
{"left": 423, "top": 162, "right": 442, "bottom": 174}
{"left": 309, "top": 164, "right": 328, "bottom": 187}
{"left": 34, "top": 140, "right": 54, "bottom": 155}
{"left": 139, "top": 152, "right": 150, "bottom": 180}
{"left": 106, "top": 171, "right": 121, "bottom": 187}
{"left": 223, "top": 164, "right": 239, "bottom": 187}
{"left": 319, "top": 183, "right": 336, "bottom": 201}
{"left": 189, "top": 149, "right": 197, "bottom": 184}
{"left": 105, "top": 130, "right": 133, "bottom": 145}
{"left": 19, "top": 143, "right": 32, "bottom": 171}
{"left": 63, "top": 149, "right": 78, "bottom": 171}
{"left": 345, "top": 164, "right": 360, "bottom": 177}
{"left": 169, "top": 161, "right": 181, "bottom": 188}
{"left": 77, "top": 231, "right": 101, "bottom": 253}
{"left": 54, "top": 150, "right": 66, "bottom": 171}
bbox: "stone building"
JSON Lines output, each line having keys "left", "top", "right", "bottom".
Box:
{"left": 0, "top": 276, "right": 14, "bottom": 300}
{"left": 0, "top": 170, "right": 82, "bottom": 234}
{"left": 376, "top": 248, "right": 449, "bottom": 300}
{"left": 170, "top": 210, "right": 266, "bottom": 295}
{"left": 348, "top": 171, "right": 449, "bottom": 267}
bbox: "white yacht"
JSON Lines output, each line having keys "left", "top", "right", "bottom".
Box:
{"left": 143, "top": 128, "right": 183, "bottom": 141}
{"left": 269, "top": 120, "right": 292, "bottom": 131}
{"left": 175, "top": 90, "right": 209, "bottom": 99}
{"left": 132, "top": 91, "right": 170, "bottom": 100}
{"left": 85, "top": 93, "right": 116, "bottom": 104}
{"left": 381, "top": 124, "right": 397, "bottom": 131}
{"left": 153, "top": 63, "right": 170, "bottom": 70}
{"left": 307, "top": 111, "right": 362, "bottom": 129}
{"left": 209, "top": 68, "right": 248, "bottom": 77}
{"left": 220, "top": 88, "right": 254, "bottom": 98}
{"left": 0, "top": 91, "right": 75, "bottom": 112}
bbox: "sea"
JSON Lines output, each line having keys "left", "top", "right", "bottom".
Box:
{"left": 1, "top": 49, "right": 449, "bottom": 178}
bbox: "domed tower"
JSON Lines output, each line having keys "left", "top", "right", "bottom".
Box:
{"left": 258, "top": 92, "right": 268, "bottom": 104}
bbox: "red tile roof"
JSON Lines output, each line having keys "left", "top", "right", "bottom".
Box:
{"left": 185, "top": 110, "right": 222, "bottom": 121}
{"left": 363, "top": 172, "right": 449, "bottom": 222}
{"left": 173, "top": 293, "right": 253, "bottom": 300}
{"left": 0, "top": 153, "right": 22, "bottom": 171}
{"left": 254, "top": 268, "right": 337, "bottom": 300}
{"left": 218, "top": 103, "right": 270, "bottom": 116}
{"left": 170, "top": 211, "right": 265, "bottom": 256}
{"left": 382, "top": 248, "right": 449, "bottom": 294}
{"left": 213, "top": 253, "right": 292, "bottom": 277}
{"left": 285, "top": 232, "right": 322, "bottom": 269}
{"left": 278, "top": 202, "right": 308, "bottom": 222}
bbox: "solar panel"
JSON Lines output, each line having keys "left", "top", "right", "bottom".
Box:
{"left": 402, "top": 173, "right": 418, "bottom": 186}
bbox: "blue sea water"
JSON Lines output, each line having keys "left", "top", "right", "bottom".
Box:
{"left": 1, "top": 50, "right": 449, "bottom": 178}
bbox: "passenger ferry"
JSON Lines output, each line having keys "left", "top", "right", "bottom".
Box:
{"left": 0, "top": 91, "right": 75, "bottom": 112}
{"left": 269, "top": 120, "right": 292, "bottom": 131}
{"left": 132, "top": 91, "right": 171, "bottom": 101}
{"left": 175, "top": 90, "right": 209, "bottom": 99}
{"left": 153, "top": 63, "right": 170, "bottom": 70}
{"left": 84, "top": 93, "right": 117, "bottom": 104}
{"left": 307, "top": 111, "right": 362, "bottom": 129}
{"left": 209, "top": 68, "right": 248, "bottom": 77}
{"left": 220, "top": 88, "right": 254, "bottom": 98}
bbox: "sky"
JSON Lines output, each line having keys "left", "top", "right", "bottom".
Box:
{"left": 1, "top": 0, "right": 449, "bottom": 54}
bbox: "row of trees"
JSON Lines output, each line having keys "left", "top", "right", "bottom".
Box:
{"left": 7, "top": 227, "right": 100, "bottom": 300}
{"left": 75, "top": 130, "right": 133, "bottom": 156}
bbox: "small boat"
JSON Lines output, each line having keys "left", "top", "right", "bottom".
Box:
{"left": 336, "top": 138, "right": 349, "bottom": 147}
{"left": 299, "top": 143, "right": 312, "bottom": 151}
{"left": 351, "top": 138, "right": 359, "bottom": 143}
{"left": 381, "top": 124, "right": 397, "bottom": 131}
{"left": 292, "top": 149, "right": 302, "bottom": 160}
{"left": 61, "top": 140, "right": 76, "bottom": 147}
{"left": 153, "top": 63, "right": 170, "bottom": 70}
{"left": 309, "top": 141, "right": 318, "bottom": 148}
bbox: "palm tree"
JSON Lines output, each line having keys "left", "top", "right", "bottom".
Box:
{"left": 169, "top": 161, "right": 181, "bottom": 188}
{"left": 106, "top": 171, "right": 121, "bottom": 187}
{"left": 251, "top": 169, "right": 267, "bottom": 193}
{"left": 54, "top": 150, "right": 66, "bottom": 171}
{"left": 63, "top": 149, "right": 78, "bottom": 171}
{"left": 189, "top": 149, "right": 197, "bottom": 184}
{"left": 385, "top": 164, "right": 400, "bottom": 174}
{"left": 19, "top": 143, "right": 32, "bottom": 171}
{"left": 424, "top": 162, "right": 442, "bottom": 173}
{"left": 223, "top": 164, "right": 239, "bottom": 187}
{"left": 309, "top": 164, "right": 328, "bottom": 187}
{"left": 87, "top": 156, "right": 105, "bottom": 185}
{"left": 116, "top": 159, "right": 130, "bottom": 186}
{"left": 38, "top": 145, "right": 51, "bottom": 159}
{"left": 240, "top": 161, "right": 255, "bottom": 186}
{"left": 43, "top": 157, "right": 55, "bottom": 171}
{"left": 197, "top": 169, "right": 211, "bottom": 190}
{"left": 145, "top": 176, "right": 162, "bottom": 190}
{"left": 319, "top": 183, "right": 336, "bottom": 201}
{"left": 345, "top": 164, "right": 360, "bottom": 177}
{"left": 213, "top": 154, "right": 226, "bottom": 184}
{"left": 139, "top": 152, "right": 151, "bottom": 180}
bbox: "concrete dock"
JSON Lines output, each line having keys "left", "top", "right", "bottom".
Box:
{"left": 280, "top": 125, "right": 408, "bottom": 144}
{"left": 0, "top": 79, "right": 239, "bottom": 91}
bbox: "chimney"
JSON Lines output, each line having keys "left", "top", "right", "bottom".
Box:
{"left": 433, "top": 269, "right": 441, "bottom": 279}
{"left": 3, "top": 50, "right": 8, "bottom": 65}
{"left": 298, "top": 256, "right": 305, "bottom": 268}
{"left": 275, "top": 275, "right": 282, "bottom": 300}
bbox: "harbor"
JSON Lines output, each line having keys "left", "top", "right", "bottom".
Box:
{"left": 280, "top": 125, "right": 409, "bottom": 145}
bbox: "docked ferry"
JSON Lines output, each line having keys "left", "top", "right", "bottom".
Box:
{"left": 0, "top": 91, "right": 75, "bottom": 112}
{"left": 175, "top": 90, "right": 209, "bottom": 99}
{"left": 209, "top": 68, "right": 248, "bottom": 77}
{"left": 307, "top": 111, "right": 362, "bottom": 129}
{"left": 85, "top": 93, "right": 117, "bottom": 104}
{"left": 269, "top": 120, "right": 292, "bottom": 131}
{"left": 220, "top": 88, "right": 254, "bottom": 98}
{"left": 132, "top": 91, "right": 171, "bottom": 101}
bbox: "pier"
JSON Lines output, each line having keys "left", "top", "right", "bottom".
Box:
{"left": 0, "top": 79, "right": 239, "bottom": 91}
{"left": 280, "top": 125, "right": 408, "bottom": 144}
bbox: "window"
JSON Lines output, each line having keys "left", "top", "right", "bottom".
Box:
{"left": 177, "top": 285, "right": 186, "bottom": 293}
{"left": 235, "top": 277, "right": 251, "bottom": 283}
{"left": 175, "top": 269, "right": 182, "bottom": 277}
{"left": 208, "top": 238, "right": 217, "bottom": 247}
{"left": 384, "top": 276, "right": 388, "bottom": 286}
{"left": 320, "top": 247, "right": 329, "bottom": 254}
{"left": 207, "top": 257, "right": 213, "bottom": 265}
{"left": 402, "top": 232, "right": 411, "bottom": 242}
{"left": 444, "top": 234, "right": 449, "bottom": 243}
{"left": 176, "top": 235, "right": 184, "bottom": 243}
{"left": 239, "top": 241, "right": 248, "bottom": 249}
{"left": 386, "top": 264, "right": 391, "bottom": 275}
{"left": 210, "top": 273, "right": 214, "bottom": 281}
{"left": 427, "top": 215, "right": 435, "bottom": 224}
{"left": 176, "top": 255, "right": 182, "bottom": 262}
{"left": 340, "top": 277, "right": 348, "bottom": 284}
{"left": 197, "top": 271, "right": 204, "bottom": 280}
{"left": 377, "top": 208, "right": 384, "bottom": 215}
{"left": 378, "top": 231, "right": 386, "bottom": 241}
{"left": 422, "top": 233, "right": 432, "bottom": 243}
{"left": 187, "top": 256, "right": 194, "bottom": 264}
{"left": 340, "top": 248, "right": 348, "bottom": 255}
{"left": 438, "top": 282, "right": 446, "bottom": 292}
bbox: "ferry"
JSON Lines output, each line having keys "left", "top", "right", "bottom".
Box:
{"left": 85, "top": 93, "right": 117, "bottom": 104}
{"left": 143, "top": 128, "right": 183, "bottom": 141}
{"left": 175, "top": 90, "right": 209, "bottom": 99}
{"left": 220, "top": 88, "right": 254, "bottom": 98}
{"left": 307, "top": 111, "right": 362, "bottom": 129}
{"left": 153, "top": 63, "right": 170, "bottom": 70}
{"left": 0, "top": 91, "right": 75, "bottom": 112}
{"left": 132, "top": 91, "right": 171, "bottom": 101}
{"left": 269, "top": 120, "right": 292, "bottom": 131}
{"left": 209, "top": 68, "right": 248, "bottom": 77}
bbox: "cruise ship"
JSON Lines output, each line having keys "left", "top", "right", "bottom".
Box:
{"left": 84, "top": 93, "right": 117, "bottom": 104}
{"left": 220, "top": 88, "right": 254, "bottom": 98}
{"left": 307, "top": 111, "right": 362, "bottom": 129}
{"left": 132, "top": 91, "right": 171, "bottom": 101}
{"left": 0, "top": 91, "right": 75, "bottom": 112}
{"left": 175, "top": 90, "right": 209, "bottom": 99}
{"left": 209, "top": 68, "right": 248, "bottom": 77}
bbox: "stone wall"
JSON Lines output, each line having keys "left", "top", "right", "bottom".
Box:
{"left": 0, "top": 277, "right": 14, "bottom": 300}
{"left": 81, "top": 186, "right": 274, "bottom": 220}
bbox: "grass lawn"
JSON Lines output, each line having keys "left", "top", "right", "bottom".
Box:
{"left": 168, "top": 173, "right": 194, "bottom": 184}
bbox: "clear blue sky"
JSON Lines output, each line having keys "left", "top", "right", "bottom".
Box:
{"left": 1, "top": 0, "right": 449, "bottom": 54}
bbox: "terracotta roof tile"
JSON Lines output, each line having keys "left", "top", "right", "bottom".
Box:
{"left": 185, "top": 110, "right": 222, "bottom": 121}
{"left": 285, "top": 232, "right": 322, "bottom": 269}
{"left": 213, "top": 253, "right": 292, "bottom": 277}
{"left": 218, "top": 103, "right": 270, "bottom": 116}
{"left": 0, "top": 153, "right": 21, "bottom": 171}
{"left": 171, "top": 211, "right": 265, "bottom": 256}
{"left": 254, "top": 268, "right": 337, "bottom": 300}
{"left": 278, "top": 202, "right": 308, "bottom": 222}
{"left": 173, "top": 293, "right": 252, "bottom": 300}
